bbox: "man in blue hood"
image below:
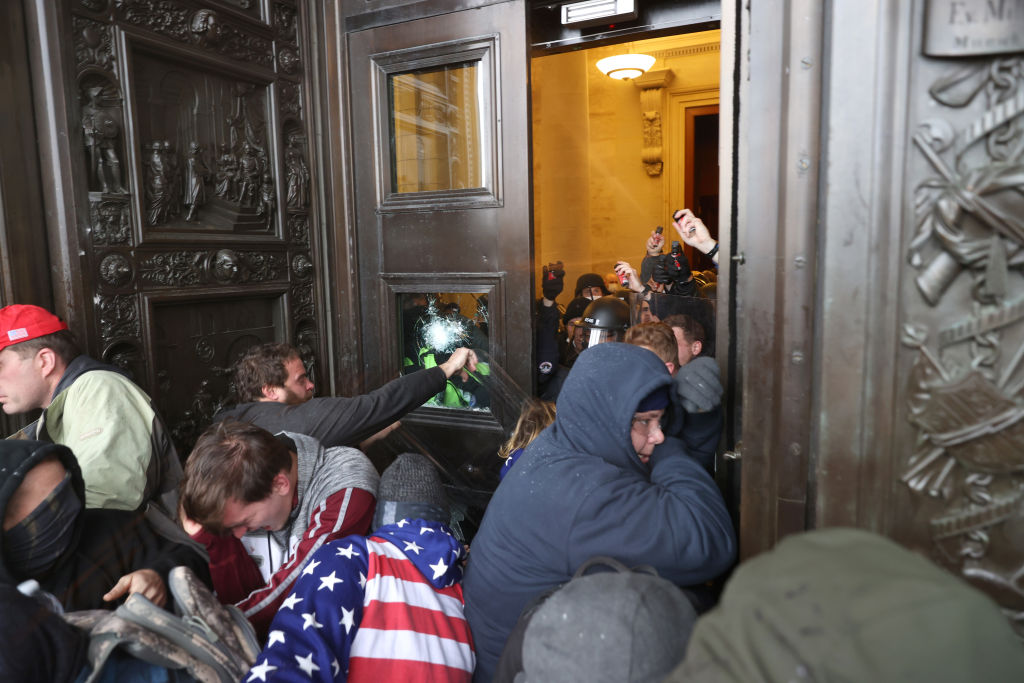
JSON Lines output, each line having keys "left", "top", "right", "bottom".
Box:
{"left": 462, "top": 342, "right": 736, "bottom": 681}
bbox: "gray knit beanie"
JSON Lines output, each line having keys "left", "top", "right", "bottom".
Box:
{"left": 372, "top": 452, "right": 450, "bottom": 530}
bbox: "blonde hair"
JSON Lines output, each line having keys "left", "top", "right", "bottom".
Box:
{"left": 499, "top": 398, "right": 556, "bottom": 460}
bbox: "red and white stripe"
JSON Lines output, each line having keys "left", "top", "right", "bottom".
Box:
{"left": 348, "top": 538, "right": 474, "bottom": 682}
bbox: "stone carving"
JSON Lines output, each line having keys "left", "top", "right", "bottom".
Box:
{"left": 99, "top": 253, "right": 133, "bottom": 287}
{"left": 211, "top": 249, "right": 241, "bottom": 283}
{"left": 214, "top": 143, "right": 238, "bottom": 200}
{"left": 285, "top": 145, "right": 310, "bottom": 209}
{"left": 189, "top": 9, "right": 222, "bottom": 47}
{"left": 291, "top": 282, "right": 314, "bottom": 319}
{"left": 291, "top": 253, "right": 313, "bottom": 279}
{"left": 278, "top": 47, "right": 300, "bottom": 74}
{"left": 74, "top": 15, "right": 115, "bottom": 71}
{"left": 140, "top": 251, "right": 205, "bottom": 286}
{"left": 295, "top": 320, "right": 319, "bottom": 381}
{"left": 115, "top": 0, "right": 273, "bottom": 68}
{"left": 144, "top": 141, "right": 178, "bottom": 225}
{"left": 279, "top": 81, "right": 301, "bottom": 118}
{"left": 634, "top": 70, "right": 673, "bottom": 177}
{"left": 98, "top": 294, "right": 140, "bottom": 340}
{"left": 641, "top": 110, "right": 663, "bottom": 176}
{"left": 288, "top": 214, "right": 308, "bottom": 245}
{"left": 139, "top": 249, "right": 285, "bottom": 287}
{"left": 184, "top": 141, "right": 211, "bottom": 222}
{"left": 260, "top": 174, "right": 276, "bottom": 229}
{"left": 82, "top": 85, "right": 127, "bottom": 194}
{"left": 274, "top": 3, "right": 297, "bottom": 42}
{"left": 90, "top": 199, "right": 132, "bottom": 245}
{"left": 236, "top": 142, "right": 264, "bottom": 208}
{"left": 902, "top": 55, "right": 1024, "bottom": 633}
{"left": 194, "top": 337, "right": 215, "bottom": 363}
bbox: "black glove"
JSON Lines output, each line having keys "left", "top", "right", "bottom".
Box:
{"left": 542, "top": 261, "right": 565, "bottom": 300}
{"left": 674, "top": 356, "right": 723, "bottom": 413}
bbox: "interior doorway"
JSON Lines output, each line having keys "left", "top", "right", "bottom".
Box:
{"left": 530, "top": 30, "right": 722, "bottom": 304}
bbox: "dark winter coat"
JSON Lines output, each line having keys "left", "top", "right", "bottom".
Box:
{"left": 462, "top": 342, "right": 736, "bottom": 681}
{"left": 0, "top": 440, "right": 209, "bottom": 611}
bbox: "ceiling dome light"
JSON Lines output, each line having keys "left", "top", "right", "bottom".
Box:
{"left": 595, "top": 53, "right": 656, "bottom": 80}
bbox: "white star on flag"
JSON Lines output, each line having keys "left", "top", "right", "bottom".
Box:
{"left": 318, "top": 570, "right": 343, "bottom": 591}
{"left": 332, "top": 658, "right": 340, "bottom": 676}
{"left": 429, "top": 557, "right": 448, "bottom": 580}
{"left": 358, "top": 571, "right": 366, "bottom": 589}
{"left": 247, "top": 659, "right": 278, "bottom": 682}
{"left": 301, "top": 559, "right": 321, "bottom": 576}
{"left": 403, "top": 540, "right": 423, "bottom": 555}
{"left": 396, "top": 518, "right": 409, "bottom": 527}
{"left": 340, "top": 606, "right": 355, "bottom": 633}
{"left": 281, "top": 593, "right": 303, "bottom": 611}
{"left": 267, "top": 630, "right": 286, "bottom": 647}
{"left": 420, "top": 526, "right": 435, "bottom": 534}
{"left": 335, "top": 544, "right": 360, "bottom": 558}
{"left": 301, "top": 611, "right": 323, "bottom": 631}
{"left": 295, "top": 652, "right": 320, "bottom": 677}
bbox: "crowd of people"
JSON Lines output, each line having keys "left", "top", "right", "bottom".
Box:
{"left": 1, "top": 209, "right": 1022, "bottom": 681}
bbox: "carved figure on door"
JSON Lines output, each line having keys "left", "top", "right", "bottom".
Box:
{"left": 237, "top": 142, "right": 262, "bottom": 208}
{"left": 184, "top": 141, "right": 211, "bottom": 222}
{"left": 285, "top": 146, "right": 309, "bottom": 209}
{"left": 260, "top": 173, "right": 276, "bottom": 229}
{"left": 215, "top": 143, "right": 238, "bottom": 200}
{"left": 145, "top": 142, "right": 170, "bottom": 225}
{"left": 82, "top": 86, "right": 126, "bottom": 194}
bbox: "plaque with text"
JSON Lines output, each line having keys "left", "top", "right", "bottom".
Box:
{"left": 924, "top": 0, "right": 1023, "bottom": 57}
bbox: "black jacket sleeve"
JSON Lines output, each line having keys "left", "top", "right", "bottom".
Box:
{"left": 218, "top": 366, "right": 447, "bottom": 448}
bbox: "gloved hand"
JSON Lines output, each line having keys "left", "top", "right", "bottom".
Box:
{"left": 674, "top": 356, "right": 723, "bottom": 413}
{"left": 542, "top": 261, "right": 565, "bottom": 301}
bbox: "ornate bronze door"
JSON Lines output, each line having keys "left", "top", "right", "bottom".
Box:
{"left": 345, "top": 1, "right": 532, "bottom": 534}
{"left": 23, "top": 0, "right": 324, "bottom": 453}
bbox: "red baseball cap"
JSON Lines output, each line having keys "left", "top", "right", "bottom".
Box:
{"left": 0, "top": 305, "right": 69, "bottom": 352}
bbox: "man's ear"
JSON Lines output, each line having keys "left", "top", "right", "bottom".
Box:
{"left": 260, "top": 384, "right": 282, "bottom": 401}
{"left": 665, "top": 361, "right": 677, "bottom": 376}
{"left": 271, "top": 471, "right": 291, "bottom": 497}
{"left": 692, "top": 340, "right": 703, "bottom": 357}
{"left": 35, "top": 348, "right": 59, "bottom": 378}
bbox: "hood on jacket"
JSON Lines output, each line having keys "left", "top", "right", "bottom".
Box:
{"left": 0, "top": 440, "right": 86, "bottom": 584}
{"left": 371, "top": 519, "right": 466, "bottom": 589}
{"left": 532, "top": 342, "right": 673, "bottom": 476}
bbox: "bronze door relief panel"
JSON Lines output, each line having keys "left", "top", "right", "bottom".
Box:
{"left": 66, "top": 0, "right": 318, "bottom": 453}
{"left": 895, "top": 6, "right": 1024, "bottom": 634}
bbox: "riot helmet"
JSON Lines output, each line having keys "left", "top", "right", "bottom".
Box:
{"left": 579, "top": 295, "right": 630, "bottom": 349}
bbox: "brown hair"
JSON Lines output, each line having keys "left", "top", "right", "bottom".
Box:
{"left": 625, "top": 322, "right": 679, "bottom": 367}
{"left": 499, "top": 398, "right": 556, "bottom": 460}
{"left": 9, "top": 330, "right": 80, "bottom": 366}
{"left": 180, "top": 420, "right": 292, "bottom": 532}
{"left": 233, "top": 342, "right": 301, "bottom": 403}
{"left": 662, "top": 314, "right": 705, "bottom": 346}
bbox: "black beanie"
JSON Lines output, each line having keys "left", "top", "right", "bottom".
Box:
{"left": 574, "top": 273, "right": 608, "bottom": 298}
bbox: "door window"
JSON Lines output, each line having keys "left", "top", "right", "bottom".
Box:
{"left": 388, "top": 61, "right": 483, "bottom": 194}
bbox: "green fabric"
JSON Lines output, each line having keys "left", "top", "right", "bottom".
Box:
{"left": 41, "top": 371, "right": 157, "bottom": 510}
{"left": 671, "top": 528, "right": 1024, "bottom": 683}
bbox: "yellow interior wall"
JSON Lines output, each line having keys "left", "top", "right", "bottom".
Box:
{"left": 532, "top": 30, "right": 720, "bottom": 299}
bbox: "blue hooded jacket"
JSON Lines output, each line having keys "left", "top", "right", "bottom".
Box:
{"left": 463, "top": 343, "right": 736, "bottom": 681}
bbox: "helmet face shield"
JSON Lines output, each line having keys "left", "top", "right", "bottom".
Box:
{"left": 580, "top": 327, "right": 623, "bottom": 350}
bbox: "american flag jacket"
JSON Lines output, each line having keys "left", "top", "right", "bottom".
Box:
{"left": 245, "top": 518, "right": 474, "bottom": 682}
